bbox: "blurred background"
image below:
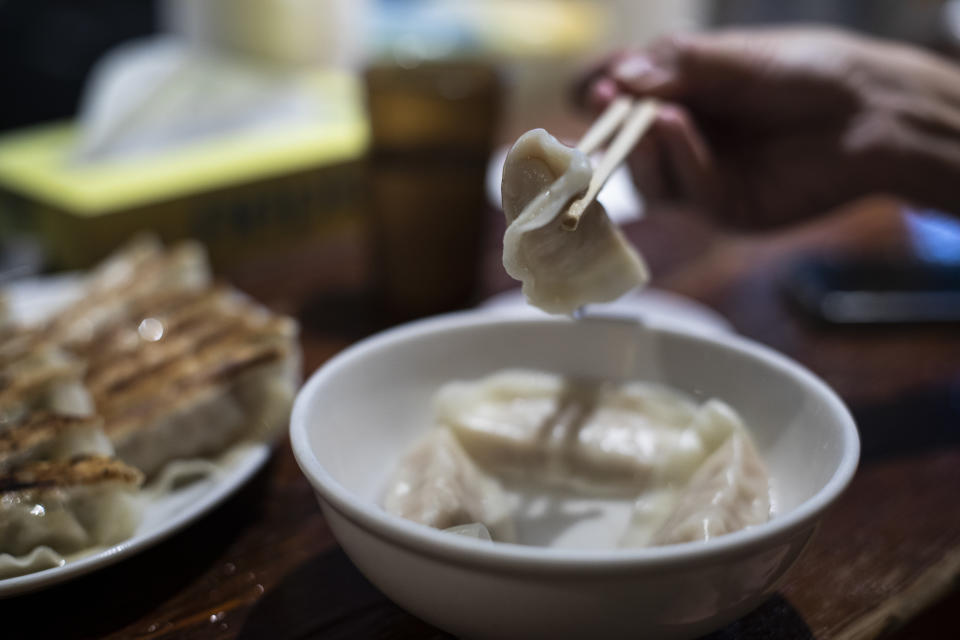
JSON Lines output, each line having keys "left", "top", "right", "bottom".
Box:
{"left": 4, "top": 0, "right": 960, "bottom": 324}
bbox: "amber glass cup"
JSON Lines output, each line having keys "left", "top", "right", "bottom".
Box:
{"left": 365, "top": 61, "right": 501, "bottom": 319}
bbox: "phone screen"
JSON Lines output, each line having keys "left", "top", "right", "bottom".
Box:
{"left": 782, "top": 257, "right": 960, "bottom": 324}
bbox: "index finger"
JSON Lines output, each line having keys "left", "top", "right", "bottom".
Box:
{"left": 571, "top": 51, "right": 632, "bottom": 113}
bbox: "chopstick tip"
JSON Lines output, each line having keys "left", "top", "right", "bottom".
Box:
{"left": 560, "top": 211, "right": 581, "bottom": 231}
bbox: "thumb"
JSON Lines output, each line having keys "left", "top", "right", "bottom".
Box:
{"left": 609, "top": 36, "right": 689, "bottom": 98}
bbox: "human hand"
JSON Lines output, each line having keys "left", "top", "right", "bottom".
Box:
{"left": 579, "top": 28, "right": 960, "bottom": 228}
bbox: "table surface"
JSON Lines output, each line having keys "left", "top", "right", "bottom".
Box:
{"left": 2, "top": 196, "right": 959, "bottom": 640}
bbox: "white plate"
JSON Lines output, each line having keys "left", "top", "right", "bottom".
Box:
{"left": 0, "top": 276, "right": 275, "bottom": 598}
{"left": 0, "top": 444, "right": 269, "bottom": 597}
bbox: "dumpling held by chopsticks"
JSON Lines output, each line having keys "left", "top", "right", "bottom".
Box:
{"left": 501, "top": 129, "right": 648, "bottom": 315}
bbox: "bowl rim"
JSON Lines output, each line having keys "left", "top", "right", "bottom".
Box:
{"left": 290, "top": 310, "right": 860, "bottom": 572}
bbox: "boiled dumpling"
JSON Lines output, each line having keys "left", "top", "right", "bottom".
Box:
{"left": 618, "top": 401, "right": 770, "bottom": 547}
{"left": 649, "top": 431, "right": 771, "bottom": 545}
{"left": 433, "top": 370, "right": 738, "bottom": 495}
{"left": 385, "top": 370, "right": 772, "bottom": 550}
{"left": 383, "top": 429, "right": 515, "bottom": 542}
{"left": 444, "top": 523, "right": 493, "bottom": 541}
{"left": 501, "top": 129, "right": 648, "bottom": 314}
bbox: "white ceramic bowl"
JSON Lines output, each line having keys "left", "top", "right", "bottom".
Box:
{"left": 291, "top": 312, "right": 859, "bottom": 640}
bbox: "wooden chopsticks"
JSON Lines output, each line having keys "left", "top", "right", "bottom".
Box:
{"left": 560, "top": 97, "right": 658, "bottom": 231}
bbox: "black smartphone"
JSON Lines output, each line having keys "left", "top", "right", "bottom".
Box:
{"left": 782, "top": 257, "right": 960, "bottom": 324}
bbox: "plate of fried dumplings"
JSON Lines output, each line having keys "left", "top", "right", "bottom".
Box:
{"left": 0, "top": 236, "right": 300, "bottom": 597}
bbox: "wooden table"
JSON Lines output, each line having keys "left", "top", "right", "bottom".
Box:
{"left": 3, "top": 197, "right": 959, "bottom": 639}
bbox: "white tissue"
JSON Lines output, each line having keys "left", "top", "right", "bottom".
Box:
{"left": 73, "top": 37, "right": 322, "bottom": 163}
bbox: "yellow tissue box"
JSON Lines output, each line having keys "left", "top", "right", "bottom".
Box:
{"left": 0, "top": 72, "right": 370, "bottom": 272}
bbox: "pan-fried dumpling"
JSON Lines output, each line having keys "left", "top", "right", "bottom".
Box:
{"left": 2, "top": 239, "right": 298, "bottom": 480}
{"left": 0, "top": 236, "right": 301, "bottom": 578}
{"left": 433, "top": 370, "right": 737, "bottom": 494}
{"left": 0, "top": 345, "right": 94, "bottom": 426}
{"left": 501, "top": 129, "right": 648, "bottom": 314}
{"left": 89, "top": 289, "right": 300, "bottom": 477}
{"left": 0, "top": 413, "right": 113, "bottom": 473}
{"left": 0, "top": 456, "right": 144, "bottom": 576}
{"left": 46, "top": 235, "right": 211, "bottom": 348}
{"left": 383, "top": 429, "right": 515, "bottom": 542}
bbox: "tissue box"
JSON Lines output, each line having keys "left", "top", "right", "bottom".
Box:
{"left": 0, "top": 72, "right": 369, "bottom": 275}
